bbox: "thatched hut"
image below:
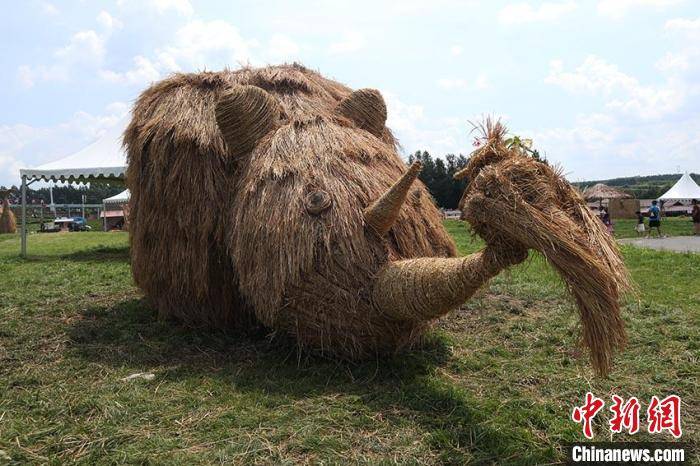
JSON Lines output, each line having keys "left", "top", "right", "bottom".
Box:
{"left": 583, "top": 183, "right": 632, "bottom": 202}
{"left": 126, "top": 65, "right": 629, "bottom": 375}
{"left": 583, "top": 183, "right": 638, "bottom": 218}
{"left": 0, "top": 191, "right": 17, "bottom": 234}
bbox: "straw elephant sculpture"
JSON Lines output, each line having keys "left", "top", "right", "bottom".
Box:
{"left": 125, "top": 64, "right": 629, "bottom": 375}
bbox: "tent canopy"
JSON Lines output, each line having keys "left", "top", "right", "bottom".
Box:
{"left": 19, "top": 118, "right": 128, "bottom": 183}
{"left": 104, "top": 189, "right": 130, "bottom": 204}
{"left": 658, "top": 173, "right": 700, "bottom": 201}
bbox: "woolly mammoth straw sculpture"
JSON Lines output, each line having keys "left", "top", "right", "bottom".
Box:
{"left": 125, "top": 65, "right": 629, "bottom": 376}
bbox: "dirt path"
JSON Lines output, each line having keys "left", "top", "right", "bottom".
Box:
{"left": 619, "top": 236, "right": 700, "bottom": 253}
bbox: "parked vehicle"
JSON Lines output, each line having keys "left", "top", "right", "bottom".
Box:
{"left": 40, "top": 217, "right": 92, "bottom": 232}
{"left": 69, "top": 217, "right": 91, "bottom": 231}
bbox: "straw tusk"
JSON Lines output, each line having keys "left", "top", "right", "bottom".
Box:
{"left": 372, "top": 247, "right": 526, "bottom": 322}
{"left": 364, "top": 161, "right": 422, "bottom": 235}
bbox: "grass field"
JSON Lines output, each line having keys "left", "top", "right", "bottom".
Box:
{"left": 611, "top": 216, "right": 695, "bottom": 239}
{"left": 0, "top": 225, "right": 697, "bottom": 464}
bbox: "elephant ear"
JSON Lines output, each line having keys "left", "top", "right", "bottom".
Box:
{"left": 215, "top": 85, "right": 282, "bottom": 158}
{"left": 337, "top": 88, "right": 387, "bottom": 137}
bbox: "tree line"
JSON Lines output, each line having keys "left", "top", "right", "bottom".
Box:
{"left": 407, "top": 151, "right": 470, "bottom": 209}
{"left": 0, "top": 184, "right": 124, "bottom": 205}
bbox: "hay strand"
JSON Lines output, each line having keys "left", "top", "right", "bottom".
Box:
{"left": 459, "top": 119, "right": 630, "bottom": 376}
{"left": 0, "top": 195, "right": 16, "bottom": 234}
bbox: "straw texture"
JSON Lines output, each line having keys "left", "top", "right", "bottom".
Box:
{"left": 457, "top": 119, "right": 631, "bottom": 376}
{"left": 582, "top": 183, "right": 633, "bottom": 201}
{"left": 215, "top": 85, "right": 282, "bottom": 159}
{"left": 364, "top": 161, "right": 422, "bottom": 234}
{"left": 337, "top": 88, "right": 387, "bottom": 137}
{"left": 0, "top": 195, "right": 16, "bottom": 234}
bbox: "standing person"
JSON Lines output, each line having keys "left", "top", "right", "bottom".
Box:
{"left": 692, "top": 199, "right": 700, "bottom": 236}
{"left": 647, "top": 200, "right": 662, "bottom": 238}
{"left": 601, "top": 208, "right": 614, "bottom": 235}
{"left": 635, "top": 210, "right": 645, "bottom": 237}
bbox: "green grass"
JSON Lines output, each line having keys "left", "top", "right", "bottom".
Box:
{"left": 611, "top": 216, "right": 694, "bottom": 239}
{"left": 0, "top": 226, "right": 697, "bottom": 464}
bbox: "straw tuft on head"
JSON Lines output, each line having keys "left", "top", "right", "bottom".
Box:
{"left": 338, "top": 88, "right": 387, "bottom": 137}
{"left": 215, "top": 85, "right": 282, "bottom": 159}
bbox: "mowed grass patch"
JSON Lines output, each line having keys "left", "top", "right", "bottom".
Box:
{"left": 612, "top": 216, "right": 694, "bottom": 238}
{"left": 0, "top": 225, "right": 697, "bottom": 464}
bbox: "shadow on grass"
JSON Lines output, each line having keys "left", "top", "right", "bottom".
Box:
{"left": 24, "top": 245, "right": 130, "bottom": 264}
{"left": 67, "top": 298, "right": 551, "bottom": 463}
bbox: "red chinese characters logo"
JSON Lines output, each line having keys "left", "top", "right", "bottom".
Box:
{"left": 572, "top": 392, "right": 605, "bottom": 439}
{"left": 609, "top": 395, "right": 640, "bottom": 434}
{"left": 572, "top": 393, "right": 682, "bottom": 438}
{"left": 647, "top": 395, "right": 682, "bottom": 438}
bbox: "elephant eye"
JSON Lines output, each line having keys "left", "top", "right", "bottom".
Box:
{"left": 305, "top": 190, "right": 332, "bottom": 215}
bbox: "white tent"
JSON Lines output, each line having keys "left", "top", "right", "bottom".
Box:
{"left": 103, "top": 189, "right": 130, "bottom": 204}
{"left": 658, "top": 173, "right": 700, "bottom": 201}
{"left": 20, "top": 118, "right": 127, "bottom": 183}
{"left": 18, "top": 118, "right": 128, "bottom": 256}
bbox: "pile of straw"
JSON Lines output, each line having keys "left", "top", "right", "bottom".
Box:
{"left": 455, "top": 119, "right": 631, "bottom": 376}
{"left": 0, "top": 193, "right": 16, "bottom": 234}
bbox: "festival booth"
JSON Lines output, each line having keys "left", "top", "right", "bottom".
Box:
{"left": 101, "top": 189, "right": 131, "bottom": 231}
{"left": 18, "top": 119, "right": 128, "bottom": 256}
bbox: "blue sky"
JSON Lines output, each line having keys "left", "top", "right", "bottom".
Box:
{"left": 2, "top": 0, "right": 699, "bottom": 186}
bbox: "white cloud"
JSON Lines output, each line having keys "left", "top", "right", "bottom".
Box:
{"left": 532, "top": 111, "right": 700, "bottom": 179}
{"left": 55, "top": 30, "right": 105, "bottom": 65}
{"left": 97, "top": 11, "right": 124, "bottom": 32}
{"left": 19, "top": 28, "right": 108, "bottom": 88}
{"left": 498, "top": 1, "right": 577, "bottom": 25}
{"left": 545, "top": 55, "right": 684, "bottom": 118}
{"left": 597, "top": 0, "right": 684, "bottom": 19}
{"left": 383, "top": 91, "right": 476, "bottom": 157}
{"left": 540, "top": 37, "right": 700, "bottom": 178}
{"left": 99, "top": 19, "right": 256, "bottom": 86}
{"left": 162, "top": 20, "right": 254, "bottom": 68}
{"left": 266, "top": 34, "right": 300, "bottom": 61}
{"left": 0, "top": 103, "right": 128, "bottom": 186}
{"left": 665, "top": 17, "right": 700, "bottom": 40}
{"left": 450, "top": 45, "right": 463, "bottom": 56}
{"left": 151, "top": 0, "right": 193, "bottom": 16}
{"left": 436, "top": 74, "right": 490, "bottom": 91}
{"left": 16, "top": 66, "right": 35, "bottom": 89}
{"left": 100, "top": 55, "right": 161, "bottom": 85}
{"left": 117, "top": 0, "right": 193, "bottom": 16}
{"left": 41, "top": 2, "right": 59, "bottom": 15}
{"left": 655, "top": 52, "right": 689, "bottom": 72}
{"left": 384, "top": 91, "right": 424, "bottom": 134}
{"left": 328, "top": 32, "right": 365, "bottom": 54}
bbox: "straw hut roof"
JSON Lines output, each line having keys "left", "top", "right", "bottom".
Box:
{"left": 582, "top": 183, "right": 632, "bottom": 201}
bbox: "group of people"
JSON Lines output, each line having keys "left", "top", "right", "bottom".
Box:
{"left": 634, "top": 200, "right": 663, "bottom": 238}
{"left": 633, "top": 199, "right": 700, "bottom": 237}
